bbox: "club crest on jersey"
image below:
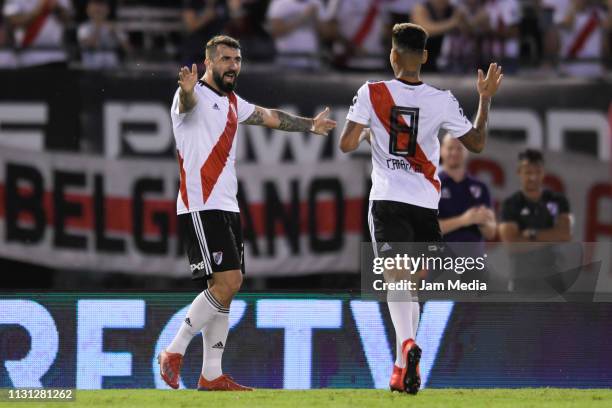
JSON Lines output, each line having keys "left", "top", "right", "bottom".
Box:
{"left": 441, "top": 188, "right": 451, "bottom": 199}
{"left": 213, "top": 251, "right": 223, "bottom": 265}
{"left": 470, "top": 185, "right": 482, "bottom": 199}
{"left": 546, "top": 202, "right": 559, "bottom": 216}
{"left": 520, "top": 207, "right": 530, "bottom": 216}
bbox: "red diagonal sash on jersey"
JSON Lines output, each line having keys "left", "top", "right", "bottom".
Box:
{"left": 200, "top": 92, "right": 238, "bottom": 203}
{"left": 177, "top": 150, "right": 189, "bottom": 209}
{"left": 22, "top": 0, "right": 53, "bottom": 47}
{"left": 568, "top": 10, "right": 600, "bottom": 59}
{"left": 368, "top": 82, "right": 441, "bottom": 193}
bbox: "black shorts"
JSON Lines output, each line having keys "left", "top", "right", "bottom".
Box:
{"left": 179, "top": 210, "right": 245, "bottom": 280}
{"left": 368, "top": 200, "right": 442, "bottom": 255}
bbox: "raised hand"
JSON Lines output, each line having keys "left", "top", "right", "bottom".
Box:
{"left": 311, "top": 107, "right": 337, "bottom": 136}
{"left": 178, "top": 63, "right": 198, "bottom": 94}
{"left": 477, "top": 63, "right": 503, "bottom": 99}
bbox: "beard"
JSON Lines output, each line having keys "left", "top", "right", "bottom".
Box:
{"left": 212, "top": 69, "right": 238, "bottom": 93}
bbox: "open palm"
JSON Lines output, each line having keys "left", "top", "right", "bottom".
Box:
{"left": 178, "top": 63, "right": 198, "bottom": 93}
{"left": 477, "top": 63, "right": 503, "bottom": 98}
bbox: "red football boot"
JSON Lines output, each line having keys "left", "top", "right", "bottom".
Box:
{"left": 197, "top": 374, "right": 254, "bottom": 391}
{"left": 157, "top": 350, "right": 183, "bottom": 389}
{"left": 389, "top": 364, "right": 404, "bottom": 392}
{"left": 401, "top": 339, "right": 422, "bottom": 395}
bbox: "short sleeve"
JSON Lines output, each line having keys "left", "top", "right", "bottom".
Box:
{"left": 236, "top": 94, "right": 256, "bottom": 123}
{"left": 346, "top": 83, "right": 371, "bottom": 126}
{"left": 557, "top": 194, "right": 570, "bottom": 213}
{"left": 170, "top": 88, "right": 195, "bottom": 123}
{"left": 441, "top": 91, "right": 472, "bottom": 138}
{"left": 481, "top": 183, "right": 492, "bottom": 208}
{"left": 500, "top": 197, "right": 519, "bottom": 223}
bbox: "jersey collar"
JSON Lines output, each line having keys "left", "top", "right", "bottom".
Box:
{"left": 199, "top": 79, "right": 226, "bottom": 97}
{"left": 395, "top": 78, "right": 424, "bottom": 86}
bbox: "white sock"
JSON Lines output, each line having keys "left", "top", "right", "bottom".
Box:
{"left": 411, "top": 301, "right": 420, "bottom": 340}
{"left": 387, "top": 300, "right": 414, "bottom": 368}
{"left": 166, "top": 289, "right": 229, "bottom": 355}
{"left": 201, "top": 310, "right": 229, "bottom": 381}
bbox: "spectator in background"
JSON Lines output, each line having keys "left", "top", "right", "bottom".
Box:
{"left": 438, "top": 134, "right": 497, "bottom": 243}
{"left": 386, "top": 0, "right": 420, "bottom": 29}
{"left": 411, "top": 0, "right": 463, "bottom": 72}
{"left": 438, "top": 0, "right": 487, "bottom": 73}
{"left": 2, "top": 0, "right": 72, "bottom": 68}
{"left": 225, "top": 0, "right": 274, "bottom": 61}
{"left": 266, "top": 0, "right": 324, "bottom": 70}
{"left": 78, "top": 0, "right": 129, "bottom": 69}
{"left": 179, "top": 0, "right": 229, "bottom": 67}
{"left": 499, "top": 149, "right": 573, "bottom": 292}
{"left": 0, "top": 10, "right": 17, "bottom": 68}
{"left": 550, "top": 0, "right": 611, "bottom": 78}
{"left": 480, "top": 0, "right": 521, "bottom": 73}
{"left": 321, "top": 0, "right": 387, "bottom": 71}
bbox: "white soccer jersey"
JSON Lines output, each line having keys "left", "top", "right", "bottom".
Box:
{"left": 171, "top": 81, "right": 255, "bottom": 214}
{"left": 347, "top": 79, "right": 473, "bottom": 209}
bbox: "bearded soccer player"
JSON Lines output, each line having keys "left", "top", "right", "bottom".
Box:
{"left": 158, "top": 35, "right": 336, "bottom": 391}
{"left": 339, "top": 23, "right": 502, "bottom": 394}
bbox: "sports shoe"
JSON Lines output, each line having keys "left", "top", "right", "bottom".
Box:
{"left": 401, "top": 339, "right": 422, "bottom": 395}
{"left": 389, "top": 364, "right": 404, "bottom": 392}
{"left": 197, "top": 374, "right": 254, "bottom": 391}
{"left": 157, "top": 350, "right": 183, "bottom": 389}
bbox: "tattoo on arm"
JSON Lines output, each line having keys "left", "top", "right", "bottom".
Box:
{"left": 179, "top": 89, "right": 197, "bottom": 113}
{"left": 244, "top": 107, "right": 265, "bottom": 125}
{"left": 273, "top": 110, "right": 313, "bottom": 132}
{"left": 460, "top": 96, "right": 490, "bottom": 153}
{"left": 244, "top": 106, "right": 313, "bottom": 132}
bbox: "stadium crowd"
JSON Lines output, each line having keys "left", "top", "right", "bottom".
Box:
{"left": 0, "top": 0, "right": 611, "bottom": 75}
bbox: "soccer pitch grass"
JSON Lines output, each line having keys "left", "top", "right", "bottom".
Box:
{"left": 12, "top": 389, "right": 612, "bottom": 408}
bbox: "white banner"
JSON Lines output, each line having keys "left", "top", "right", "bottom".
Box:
{"left": 0, "top": 139, "right": 610, "bottom": 277}
{"left": 0, "top": 146, "right": 367, "bottom": 277}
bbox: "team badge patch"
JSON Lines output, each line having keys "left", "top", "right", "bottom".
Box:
{"left": 213, "top": 251, "right": 223, "bottom": 265}
{"left": 546, "top": 201, "right": 559, "bottom": 216}
{"left": 520, "top": 207, "right": 530, "bottom": 216}
{"left": 441, "top": 188, "right": 451, "bottom": 199}
{"left": 470, "top": 185, "right": 482, "bottom": 199}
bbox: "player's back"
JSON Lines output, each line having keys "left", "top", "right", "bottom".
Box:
{"left": 347, "top": 78, "right": 472, "bottom": 210}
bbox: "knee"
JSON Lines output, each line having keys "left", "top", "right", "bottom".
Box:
{"left": 211, "top": 271, "right": 243, "bottom": 298}
{"left": 225, "top": 272, "right": 243, "bottom": 294}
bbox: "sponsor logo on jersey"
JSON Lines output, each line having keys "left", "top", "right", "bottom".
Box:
{"left": 213, "top": 251, "right": 223, "bottom": 265}
{"left": 212, "top": 341, "right": 224, "bottom": 349}
{"left": 520, "top": 207, "right": 530, "bottom": 216}
{"left": 213, "top": 103, "right": 220, "bottom": 110}
{"left": 441, "top": 187, "right": 451, "bottom": 199}
{"left": 184, "top": 317, "right": 192, "bottom": 327}
{"left": 190, "top": 261, "right": 206, "bottom": 272}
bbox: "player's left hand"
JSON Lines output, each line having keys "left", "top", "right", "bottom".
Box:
{"left": 477, "top": 62, "right": 503, "bottom": 99}
{"left": 311, "top": 107, "right": 337, "bottom": 136}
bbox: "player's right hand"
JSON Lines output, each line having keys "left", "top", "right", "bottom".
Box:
{"left": 477, "top": 62, "right": 503, "bottom": 99}
{"left": 178, "top": 63, "right": 198, "bottom": 94}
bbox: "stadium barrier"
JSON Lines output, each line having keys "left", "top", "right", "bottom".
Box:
{"left": 0, "top": 293, "right": 611, "bottom": 389}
